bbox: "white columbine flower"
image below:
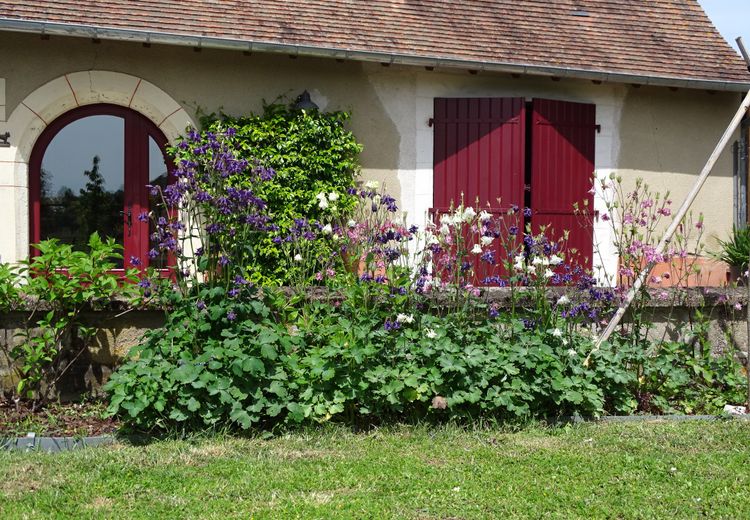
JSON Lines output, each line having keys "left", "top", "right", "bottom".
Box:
{"left": 552, "top": 328, "right": 563, "bottom": 337}
{"left": 294, "top": 254, "right": 303, "bottom": 262}
{"left": 440, "top": 224, "right": 451, "bottom": 235}
{"left": 567, "top": 348, "right": 577, "bottom": 357}
{"left": 396, "top": 313, "right": 414, "bottom": 324}
{"left": 532, "top": 256, "right": 544, "bottom": 266}
{"left": 471, "top": 244, "right": 483, "bottom": 255}
{"left": 480, "top": 236, "right": 494, "bottom": 246}
{"left": 425, "top": 328, "right": 438, "bottom": 339}
{"left": 316, "top": 192, "right": 329, "bottom": 209}
{"left": 328, "top": 191, "right": 340, "bottom": 202}
{"left": 549, "top": 254, "right": 563, "bottom": 266}
{"left": 347, "top": 219, "right": 357, "bottom": 228}
{"left": 544, "top": 269, "right": 554, "bottom": 279}
{"left": 479, "top": 210, "right": 492, "bottom": 222}
{"left": 365, "top": 180, "right": 380, "bottom": 190}
{"left": 463, "top": 206, "right": 477, "bottom": 222}
{"left": 526, "top": 265, "right": 536, "bottom": 274}
{"left": 321, "top": 224, "right": 333, "bottom": 234}
{"left": 557, "top": 295, "right": 570, "bottom": 305}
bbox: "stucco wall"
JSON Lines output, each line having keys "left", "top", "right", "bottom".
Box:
{"left": 0, "top": 32, "right": 742, "bottom": 285}
{"left": 618, "top": 87, "right": 740, "bottom": 249}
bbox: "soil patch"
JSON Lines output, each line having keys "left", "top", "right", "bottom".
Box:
{"left": 0, "top": 397, "right": 119, "bottom": 437}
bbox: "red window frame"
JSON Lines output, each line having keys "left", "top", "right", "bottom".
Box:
{"left": 28, "top": 103, "right": 173, "bottom": 269}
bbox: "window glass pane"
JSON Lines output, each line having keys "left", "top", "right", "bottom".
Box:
{"left": 148, "top": 136, "right": 170, "bottom": 269}
{"left": 40, "top": 115, "right": 125, "bottom": 267}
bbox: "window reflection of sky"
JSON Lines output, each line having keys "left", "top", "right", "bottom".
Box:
{"left": 41, "top": 115, "right": 167, "bottom": 195}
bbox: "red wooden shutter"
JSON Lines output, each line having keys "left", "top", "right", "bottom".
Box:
{"left": 433, "top": 97, "right": 525, "bottom": 212}
{"left": 530, "top": 99, "right": 596, "bottom": 268}
{"left": 432, "top": 98, "right": 526, "bottom": 284}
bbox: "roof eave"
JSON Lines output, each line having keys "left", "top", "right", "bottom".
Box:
{"left": 2, "top": 18, "right": 749, "bottom": 92}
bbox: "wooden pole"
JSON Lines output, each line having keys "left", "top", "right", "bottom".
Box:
{"left": 588, "top": 88, "right": 750, "bottom": 359}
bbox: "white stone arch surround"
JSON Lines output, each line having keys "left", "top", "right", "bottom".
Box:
{"left": 0, "top": 70, "right": 196, "bottom": 263}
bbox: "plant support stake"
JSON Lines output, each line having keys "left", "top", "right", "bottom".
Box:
{"left": 589, "top": 88, "right": 750, "bottom": 358}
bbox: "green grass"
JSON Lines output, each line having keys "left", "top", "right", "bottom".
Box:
{"left": 2, "top": 421, "right": 750, "bottom": 519}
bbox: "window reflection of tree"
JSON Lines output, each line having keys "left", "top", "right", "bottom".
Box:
{"left": 40, "top": 155, "right": 124, "bottom": 266}
{"left": 148, "top": 170, "right": 169, "bottom": 269}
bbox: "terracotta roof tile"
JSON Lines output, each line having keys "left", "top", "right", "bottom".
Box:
{"left": 0, "top": 0, "right": 748, "bottom": 86}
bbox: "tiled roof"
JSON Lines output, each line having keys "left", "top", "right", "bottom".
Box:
{"left": 1, "top": 0, "right": 749, "bottom": 88}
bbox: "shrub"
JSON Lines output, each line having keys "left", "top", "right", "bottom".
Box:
{"left": 193, "top": 102, "right": 363, "bottom": 285}
{"left": 1, "top": 233, "right": 137, "bottom": 407}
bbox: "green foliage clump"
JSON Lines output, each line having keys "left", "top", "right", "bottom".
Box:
{"left": 1, "top": 233, "right": 137, "bottom": 406}
{"left": 714, "top": 225, "right": 750, "bottom": 269}
{"left": 106, "top": 278, "right": 745, "bottom": 433}
{"left": 196, "top": 102, "right": 363, "bottom": 284}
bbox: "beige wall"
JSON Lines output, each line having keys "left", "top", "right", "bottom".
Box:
{"left": 618, "top": 86, "right": 740, "bottom": 252}
{"left": 0, "top": 31, "right": 743, "bottom": 284}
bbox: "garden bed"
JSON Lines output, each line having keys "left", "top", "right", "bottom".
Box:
{"left": 0, "top": 398, "right": 119, "bottom": 437}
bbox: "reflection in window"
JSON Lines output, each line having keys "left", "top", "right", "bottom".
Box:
{"left": 148, "top": 136, "right": 170, "bottom": 269}
{"left": 40, "top": 115, "right": 125, "bottom": 267}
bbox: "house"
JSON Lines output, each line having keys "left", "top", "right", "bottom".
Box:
{"left": 0, "top": 0, "right": 748, "bottom": 285}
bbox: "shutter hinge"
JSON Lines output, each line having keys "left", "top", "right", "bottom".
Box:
{"left": 428, "top": 117, "right": 434, "bottom": 127}
{"left": 596, "top": 124, "right": 601, "bottom": 133}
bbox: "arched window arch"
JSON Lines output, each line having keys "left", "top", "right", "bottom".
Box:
{"left": 28, "top": 103, "right": 171, "bottom": 268}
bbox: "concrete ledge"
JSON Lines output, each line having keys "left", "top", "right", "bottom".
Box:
{"left": 0, "top": 434, "right": 115, "bottom": 452}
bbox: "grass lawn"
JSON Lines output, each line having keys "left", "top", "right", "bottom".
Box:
{"left": 1, "top": 421, "right": 750, "bottom": 519}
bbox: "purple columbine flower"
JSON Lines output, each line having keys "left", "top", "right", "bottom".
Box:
{"left": 227, "top": 310, "right": 237, "bottom": 321}
{"left": 219, "top": 255, "right": 230, "bottom": 266}
{"left": 196, "top": 300, "right": 206, "bottom": 310}
{"left": 523, "top": 207, "right": 533, "bottom": 218}
{"left": 384, "top": 319, "right": 401, "bottom": 331}
{"left": 137, "top": 212, "right": 150, "bottom": 223}
{"left": 130, "top": 256, "right": 142, "bottom": 267}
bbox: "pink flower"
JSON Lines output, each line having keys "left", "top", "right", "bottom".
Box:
{"left": 315, "top": 272, "right": 323, "bottom": 281}
{"left": 623, "top": 214, "right": 634, "bottom": 225}
{"left": 326, "top": 268, "right": 336, "bottom": 278}
{"left": 641, "top": 199, "right": 654, "bottom": 209}
{"left": 695, "top": 221, "right": 703, "bottom": 230}
{"left": 658, "top": 207, "right": 672, "bottom": 216}
{"left": 601, "top": 213, "right": 610, "bottom": 221}
{"left": 735, "top": 302, "right": 743, "bottom": 311}
{"left": 650, "top": 275, "right": 662, "bottom": 283}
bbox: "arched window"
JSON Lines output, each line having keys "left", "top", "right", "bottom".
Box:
{"left": 29, "top": 104, "right": 171, "bottom": 268}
